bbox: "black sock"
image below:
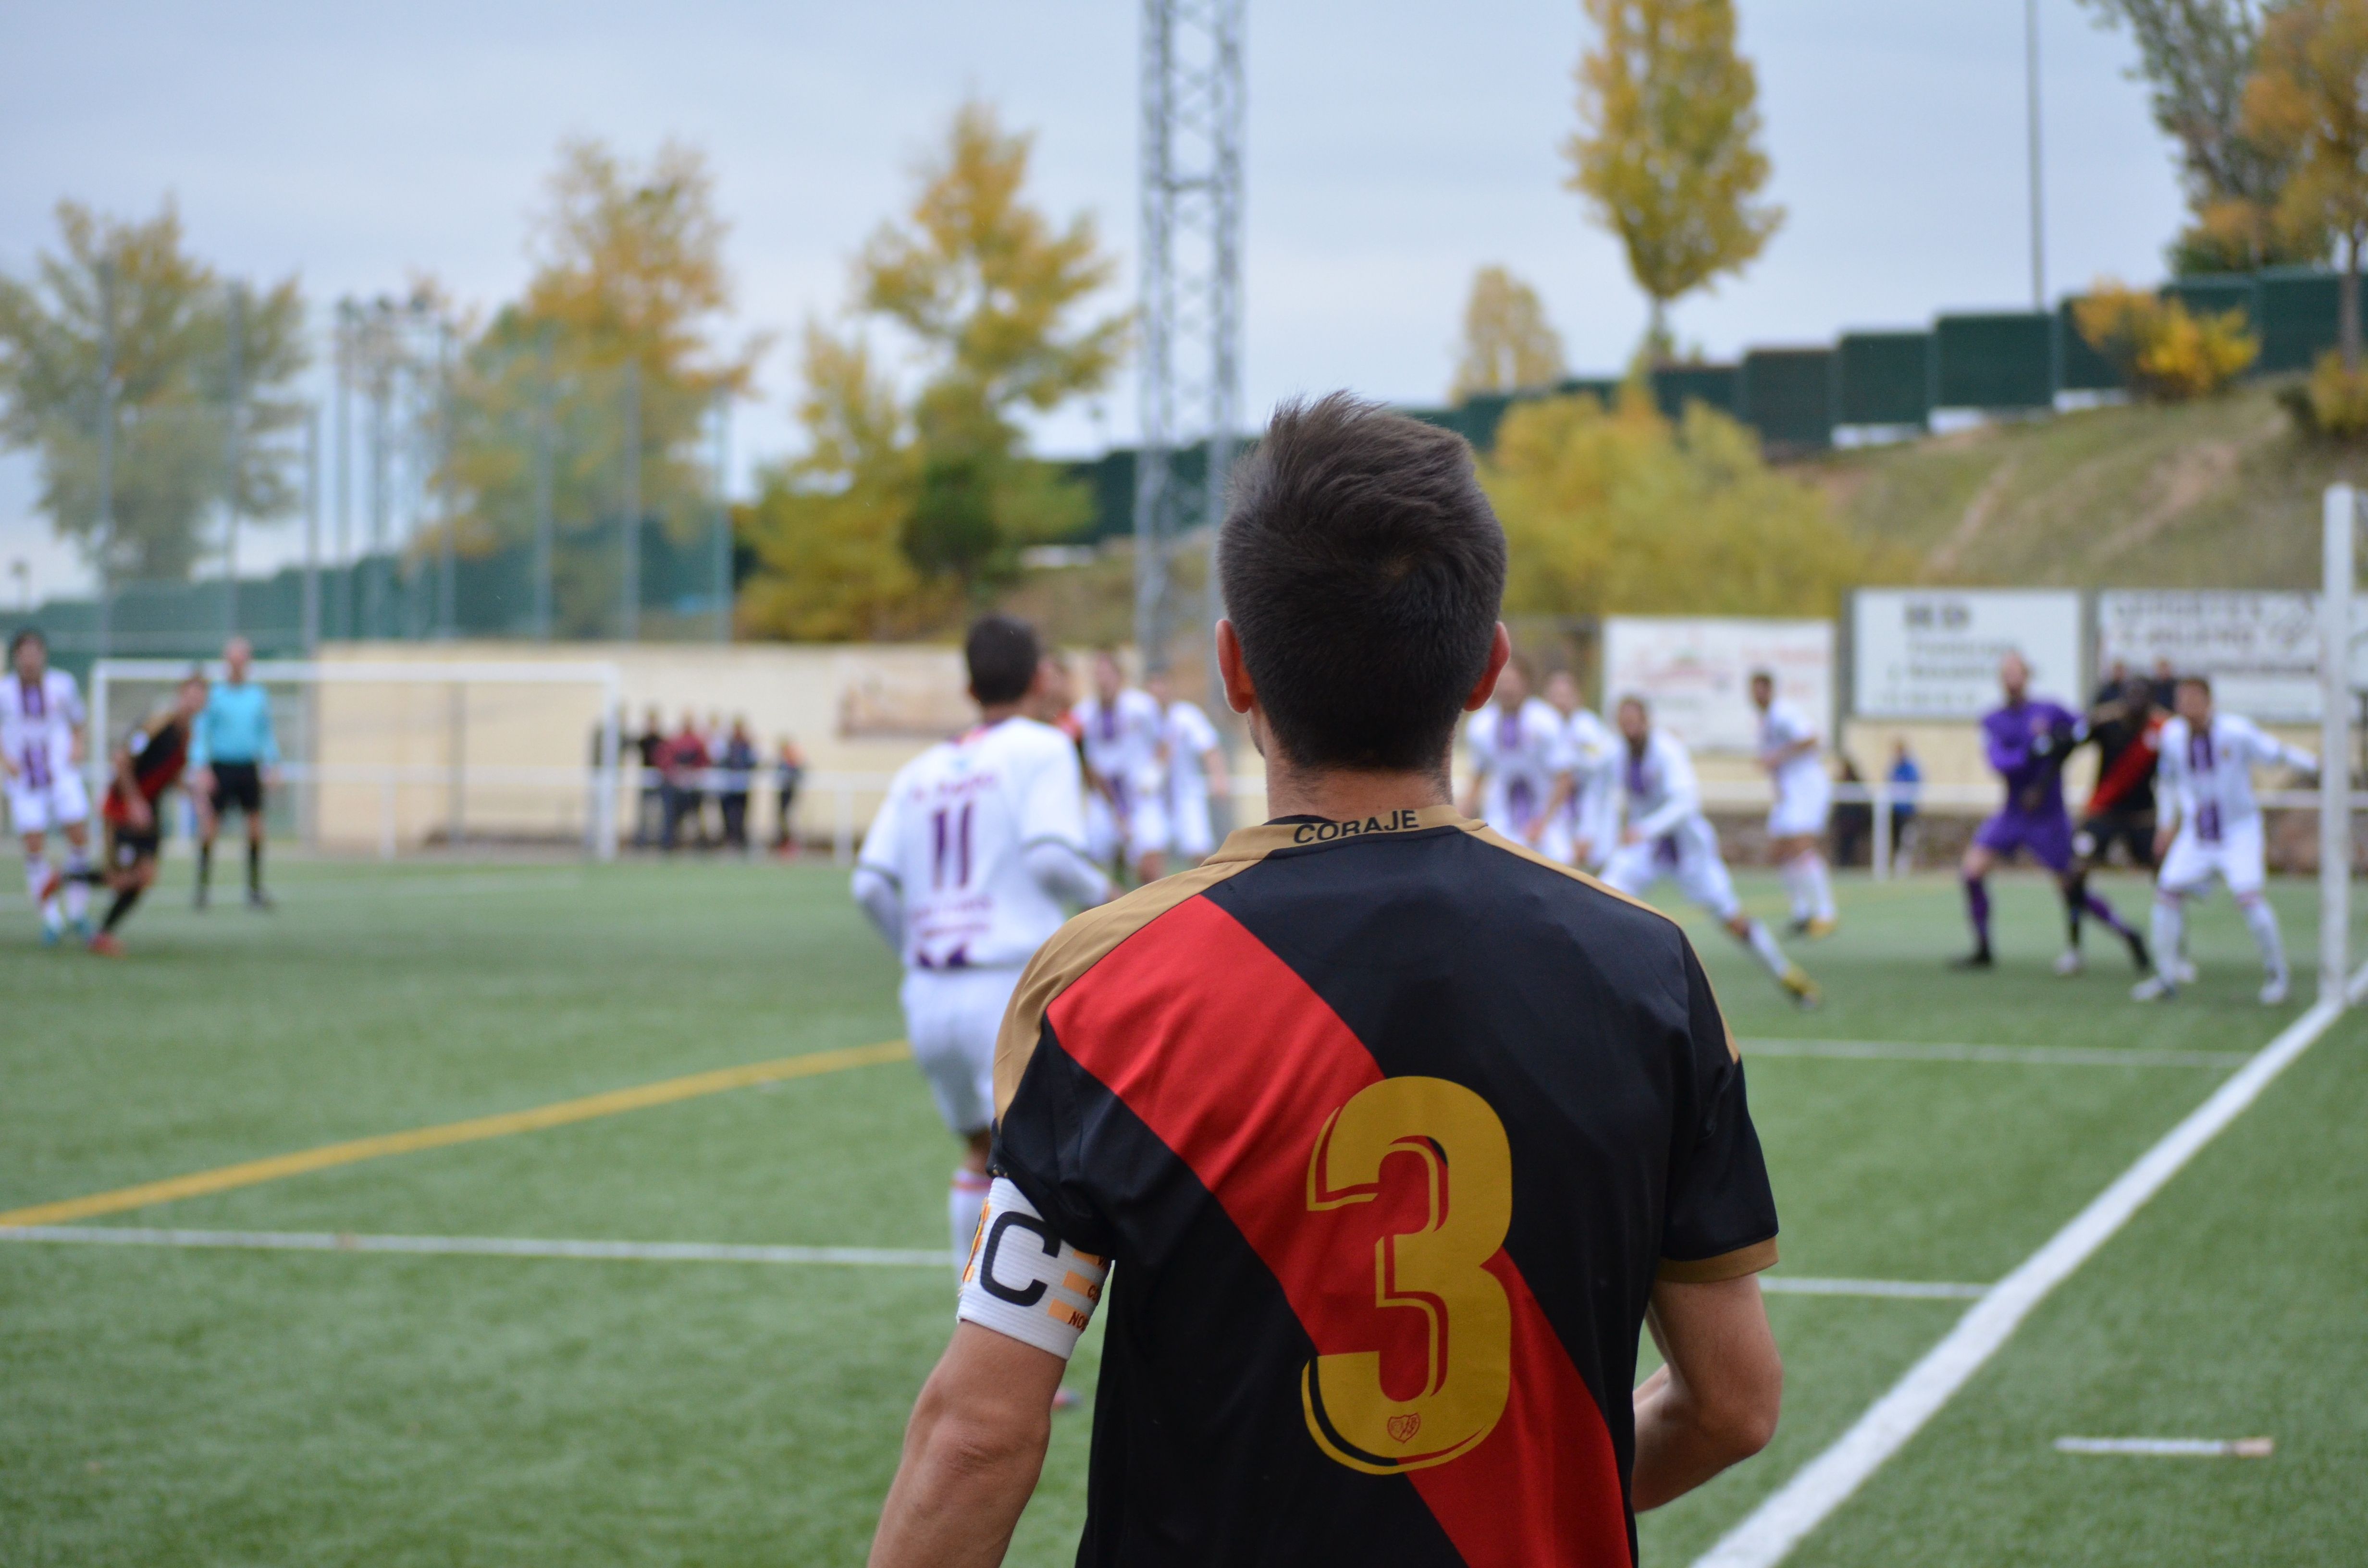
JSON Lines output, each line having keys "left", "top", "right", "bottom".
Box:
{"left": 247, "top": 840, "right": 262, "bottom": 893}
{"left": 197, "top": 843, "right": 213, "bottom": 889}
{"left": 103, "top": 885, "right": 143, "bottom": 934}
{"left": 2064, "top": 877, "right": 2085, "bottom": 947}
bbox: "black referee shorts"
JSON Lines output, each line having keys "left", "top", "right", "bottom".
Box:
{"left": 210, "top": 760, "right": 264, "bottom": 818}
{"left": 2074, "top": 808, "right": 2156, "bottom": 870}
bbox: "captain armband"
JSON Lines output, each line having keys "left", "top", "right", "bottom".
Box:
{"left": 956, "top": 1176, "right": 1109, "bottom": 1360}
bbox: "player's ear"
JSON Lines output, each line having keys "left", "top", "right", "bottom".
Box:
{"left": 1215, "top": 620, "right": 1257, "bottom": 717}
{"left": 1463, "top": 624, "right": 1513, "bottom": 713}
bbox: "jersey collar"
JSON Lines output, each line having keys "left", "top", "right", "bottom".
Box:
{"left": 1207, "top": 803, "right": 1470, "bottom": 862}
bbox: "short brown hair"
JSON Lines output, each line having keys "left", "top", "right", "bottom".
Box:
{"left": 1219, "top": 394, "right": 1505, "bottom": 772}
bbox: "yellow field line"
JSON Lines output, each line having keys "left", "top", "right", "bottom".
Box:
{"left": 0, "top": 1040, "right": 911, "bottom": 1228}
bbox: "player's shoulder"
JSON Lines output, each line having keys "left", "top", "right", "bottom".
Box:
{"left": 985, "top": 714, "right": 1074, "bottom": 763}
{"left": 2158, "top": 713, "right": 2192, "bottom": 746}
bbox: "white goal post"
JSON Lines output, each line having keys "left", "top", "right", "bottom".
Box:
{"left": 89, "top": 658, "right": 627, "bottom": 862}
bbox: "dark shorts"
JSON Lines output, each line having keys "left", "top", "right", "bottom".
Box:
{"left": 210, "top": 761, "right": 264, "bottom": 818}
{"left": 107, "top": 821, "right": 161, "bottom": 870}
{"left": 1974, "top": 808, "right": 2074, "bottom": 872}
{"left": 2075, "top": 808, "right": 2157, "bottom": 869}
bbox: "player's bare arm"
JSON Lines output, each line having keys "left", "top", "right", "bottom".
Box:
{"left": 867, "top": 1323, "right": 1062, "bottom": 1568}
{"left": 1632, "top": 1274, "right": 1783, "bottom": 1511}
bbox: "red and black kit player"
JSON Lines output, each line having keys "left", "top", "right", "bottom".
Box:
{"left": 2066, "top": 671, "right": 2166, "bottom": 972}
{"left": 74, "top": 670, "right": 208, "bottom": 955}
{"left": 869, "top": 396, "right": 1782, "bottom": 1568}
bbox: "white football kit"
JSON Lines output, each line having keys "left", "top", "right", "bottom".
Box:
{"left": 1073, "top": 689, "right": 1171, "bottom": 864}
{"left": 2154, "top": 713, "right": 2314, "bottom": 898}
{"left": 1161, "top": 698, "right": 1222, "bottom": 861}
{"left": 1558, "top": 707, "right": 1618, "bottom": 869}
{"left": 1602, "top": 728, "right": 1743, "bottom": 922}
{"left": 1759, "top": 698, "right": 1832, "bottom": 838}
{"left": 1467, "top": 698, "right": 1579, "bottom": 862}
{"left": 855, "top": 717, "right": 1104, "bottom": 1136}
{"left": 1, "top": 670, "right": 90, "bottom": 834}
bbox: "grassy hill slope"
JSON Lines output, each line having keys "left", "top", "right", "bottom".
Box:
{"left": 1805, "top": 380, "right": 2368, "bottom": 590}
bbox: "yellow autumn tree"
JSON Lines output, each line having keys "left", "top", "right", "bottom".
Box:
{"left": 1452, "top": 266, "right": 1566, "bottom": 402}
{"left": 1482, "top": 386, "right": 1882, "bottom": 618}
{"left": 1565, "top": 0, "right": 1783, "bottom": 362}
{"left": 2072, "top": 279, "right": 2259, "bottom": 399}
{"left": 2245, "top": 0, "right": 2368, "bottom": 368}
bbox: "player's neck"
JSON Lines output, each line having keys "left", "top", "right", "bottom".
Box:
{"left": 1262, "top": 751, "right": 1452, "bottom": 824}
{"left": 975, "top": 702, "right": 1025, "bottom": 726}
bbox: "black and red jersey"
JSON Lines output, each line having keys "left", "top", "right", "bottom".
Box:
{"left": 990, "top": 805, "right": 1777, "bottom": 1568}
{"left": 103, "top": 714, "right": 192, "bottom": 824}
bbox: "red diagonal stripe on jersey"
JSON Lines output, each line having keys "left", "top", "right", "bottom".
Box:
{"left": 1049, "top": 893, "right": 1631, "bottom": 1568}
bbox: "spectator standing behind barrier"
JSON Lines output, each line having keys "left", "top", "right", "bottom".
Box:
{"left": 633, "top": 706, "right": 666, "bottom": 846}
{"left": 718, "top": 718, "right": 757, "bottom": 853}
{"left": 773, "top": 737, "right": 807, "bottom": 857}
{"left": 661, "top": 711, "right": 709, "bottom": 852}
{"left": 1831, "top": 757, "right": 1872, "bottom": 867}
{"left": 1888, "top": 739, "right": 1922, "bottom": 873}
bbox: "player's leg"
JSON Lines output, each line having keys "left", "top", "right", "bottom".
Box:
{"left": 58, "top": 815, "right": 94, "bottom": 938}
{"left": 2220, "top": 820, "right": 2287, "bottom": 1004}
{"left": 1956, "top": 830, "right": 2001, "bottom": 968}
{"left": 194, "top": 773, "right": 223, "bottom": 907}
{"left": 901, "top": 968, "right": 1021, "bottom": 1272}
{"left": 233, "top": 766, "right": 270, "bottom": 908}
{"left": 1686, "top": 837, "right": 1818, "bottom": 1006}
{"left": 2134, "top": 830, "right": 2208, "bottom": 1000}
{"left": 1769, "top": 829, "right": 1836, "bottom": 938}
{"left": 89, "top": 829, "right": 159, "bottom": 955}
{"left": 2058, "top": 816, "right": 2146, "bottom": 977}
{"left": 17, "top": 815, "right": 61, "bottom": 940}
{"left": 1600, "top": 840, "right": 1658, "bottom": 900}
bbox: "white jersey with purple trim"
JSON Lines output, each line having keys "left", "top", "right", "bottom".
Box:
{"left": 2156, "top": 712, "right": 2313, "bottom": 837}
{"left": 1603, "top": 726, "right": 1739, "bottom": 919}
{"left": 1, "top": 670, "right": 85, "bottom": 789}
{"left": 1560, "top": 706, "right": 1618, "bottom": 864}
{"left": 1758, "top": 698, "right": 1832, "bottom": 837}
{"left": 1466, "top": 697, "right": 1577, "bottom": 848}
{"left": 1073, "top": 690, "right": 1167, "bottom": 804}
{"left": 857, "top": 716, "right": 1091, "bottom": 971}
{"left": 1161, "top": 699, "right": 1222, "bottom": 858}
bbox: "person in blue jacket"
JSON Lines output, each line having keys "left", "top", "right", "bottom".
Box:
{"left": 190, "top": 637, "right": 279, "bottom": 910}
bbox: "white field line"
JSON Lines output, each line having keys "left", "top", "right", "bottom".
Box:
{"left": 0, "top": 1225, "right": 954, "bottom": 1269}
{"left": 1693, "top": 961, "right": 2368, "bottom": 1568}
{"left": 2054, "top": 1436, "right": 2273, "bottom": 1458}
{"left": 1741, "top": 1039, "right": 2250, "bottom": 1069}
{"left": 2, "top": 873, "right": 586, "bottom": 909}
{"left": 1760, "top": 1276, "right": 1988, "bottom": 1300}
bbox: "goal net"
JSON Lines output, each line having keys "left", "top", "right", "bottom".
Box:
{"left": 89, "top": 657, "right": 626, "bottom": 860}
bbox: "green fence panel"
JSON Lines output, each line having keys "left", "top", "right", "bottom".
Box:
{"left": 1554, "top": 376, "right": 1624, "bottom": 407}
{"left": 1835, "top": 332, "right": 1932, "bottom": 426}
{"left": 1934, "top": 312, "right": 2054, "bottom": 410}
{"left": 1739, "top": 349, "right": 1836, "bottom": 451}
{"left": 2164, "top": 274, "right": 2258, "bottom": 325}
{"left": 2055, "top": 300, "right": 2120, "bottom": 393}
{"left": 2256, "top": 267, "right": 2340, "bottom": 374}
{"left": 1651, "top": 364, "right": 1739, "bottom": 421}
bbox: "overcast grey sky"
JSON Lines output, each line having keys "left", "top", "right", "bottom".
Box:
{"left": 2, "top": 0, "right": 2183, "bottom": 597}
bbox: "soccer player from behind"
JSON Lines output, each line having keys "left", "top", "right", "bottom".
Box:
{"left": 1749, "top": 670, "right": 1837, "bottom": 938}
{"left": 77, "top": 670, "right": 209, "bottom": 956}
{"left": 869, "top": 395, "right": 1782, "bottom": 1568}
{"left": 1542, "top": 668, "right": 1616, "bottom": 869}
{"left": 1146, "top": 667, "right": 1229, "bottom": 866}
{"left": 2066, "top": 672, "right": 2169, "bottom": 976}
{"left": 190, "top": 637, "right": 279, "bottom": 910}
{"left": 1603, "top": 695, "right": 1821, "bottom": 1008}
{"left": 1956, "top": 653, "right": 2149, "bottom": 974}
{"left": 2134, "top": 675, "right": 2317, "bottom": 1005}
{"left": 2, "top": 628, "right": 96, "bottom": 943}
{"left": 1456, "top": 655, "right": 1578, "bottom": 859}
{"left": 1072, "top": 649, "right": 1171, "bottom": 883}
{"left": 851, "top": 615, "right": 1115, "bottom": 1274}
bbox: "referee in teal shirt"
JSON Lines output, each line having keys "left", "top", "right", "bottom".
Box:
{"left": 190, "top": 637, "right": 279, "bottom": 909}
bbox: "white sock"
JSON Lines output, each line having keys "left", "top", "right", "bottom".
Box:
{"left": 24, "top": 854, "right": 55, "bottom": 923}
{"left": 62, "top": 848, "right": 91, "bottom": 922}
{"left": 1777, "top": 857, "right": 1812, "bottom": 919}
{"left": 2152, "top": 894, "right": 2185, "bottom": 980}
{"left": 1739, "top": 919, "right": 1790, "bottom": 979}
{"left": 1797, "top": 852, "right": 1836, "bottom": 921}
{"left": 2239, "top": 896, "right": 2286, "bottom": 981}
{"left": 950, "top": 1167, "right": 993, "bottom": 1279}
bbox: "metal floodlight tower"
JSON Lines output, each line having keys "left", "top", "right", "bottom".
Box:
{"left": 1134, "top": 0, "right": 1244, "bottom": 670}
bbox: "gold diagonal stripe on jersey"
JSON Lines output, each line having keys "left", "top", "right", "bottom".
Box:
{"left": 0, "top": 1040, "right": 912, "bottom": 1228}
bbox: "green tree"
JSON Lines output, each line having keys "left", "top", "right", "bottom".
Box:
{"left": 2079, "top": 0, "right": 2324, "bottom": 272}
{"left": 1564, "top": 0, "right": 1782, "bottom": 361}
{"left": 1482, "top": 386, "right": 1886, "bottom": 619}
{"left": 446, "top": 140, "right": 760, "bottom": 634}
{"left": 2244, "top": 0, "right": 2368, "bottom": 368}
{"left": 1452, "top": 266, "right": 1566, "bottom": 402}
{"left": 0, "top": 199, "right": 306, "bottom": 580}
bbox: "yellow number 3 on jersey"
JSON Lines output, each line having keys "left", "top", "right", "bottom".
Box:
{"left": 1300, "top": 1075, "right": 1514, "bottom": 1473}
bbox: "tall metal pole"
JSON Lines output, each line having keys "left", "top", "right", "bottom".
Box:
{"left": 619, "top": 359, "right": 641, "bottom": 643}
{"left": 222, "top": 282, "right": 247, "bottom": 641}
{"left": 302, "top": 405, "right": 321, "bottom": 654}
{"left": 532, "top": 327, "right": 556, "bottom": 641}
{"left": 334, "top": 300, "right": 353, "bottom": 641}
{"left": 365, "top": 306, "right": 389, "bottom": 641}
{"left": 435, "top": 315, "right": 456, "bottom": 639}
{"left": 2026, "top": 0, "right": 2046, "bottom": 311}
{"left": 94, "top": 260, "right": 118, "bottom": 662}
{"left": 2321, "top": 484, "right": 2354, "bottom": 1004}
{"left": 711, "top": 387, "right": 731, "bottom": 644}
{"left": 1135, "top": 0, "right": 1246, "bottom": 675}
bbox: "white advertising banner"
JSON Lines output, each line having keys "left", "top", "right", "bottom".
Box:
{"left": 2096, "top": 590, "right": 2368, "bottom": 722}
{"left": 1852, "top": 589, "right": 2084, "bottom": 718}
{"left": 1601, "top": 617, "right": 1833, "bottom": 754}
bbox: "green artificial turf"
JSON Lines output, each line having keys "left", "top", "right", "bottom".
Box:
{"left": 0, "top": 855, "right": 2357, "bottom": 1565}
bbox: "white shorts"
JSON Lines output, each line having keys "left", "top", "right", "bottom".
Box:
{"left": 900, "top": 966, "right": 1025, "bottom": 1137}
{"left": 2158, "top": 816, "right": 2267, "bottom": 900}
{"left": 1086, "top": 784, "right": 1172, "bottom": 865}
{"left": 1169, "top": 783, "right": 1215, "bottom": 860}
{"left": 1603, "top": 821, "right": 1741, "bottom": 923}
{"left": 6, "top": 772, "right": 91, "bottom": 836}
{"left": 1767, "top": 780, "right": 1831, "bottom": 840}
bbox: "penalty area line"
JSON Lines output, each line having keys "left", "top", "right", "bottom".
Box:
{"left": 0, "top": 1225, "right": 953, "bottom": 1269}
{"left": 0, "top": 1039, "right": 912, "bottom": 1229}
{"left": 1692, "top": 962, "right": 2368, "bottom": 1568}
